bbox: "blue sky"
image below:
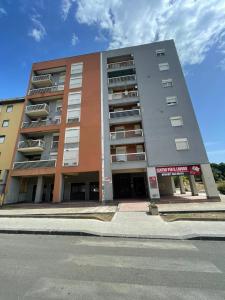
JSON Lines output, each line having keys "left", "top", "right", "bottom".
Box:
{"left": 0, "top": 0, "right": 225, "bottom": 163}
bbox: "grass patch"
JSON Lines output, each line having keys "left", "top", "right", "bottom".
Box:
{"left": 161, "top": 212, "right": 225, "bottom": 222}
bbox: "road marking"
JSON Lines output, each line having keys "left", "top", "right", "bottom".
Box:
{"left": 75, "top": 239, "right": 198, "bottom": 251}
{"left": 25, "top": 278, "right": 225, "bottom": 299}
{"left": 65, "top": 254, "right": 222, "bottom": 273}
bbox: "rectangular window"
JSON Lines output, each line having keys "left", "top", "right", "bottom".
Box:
{"left": 170, "top": 116, "right": 183, "bottom": 127}
{"left": 68, "top": 92, "right": 81, "bottom": 105}
{"left": 71, "top": 63, "right": 83, "bottom": 74}
{"left": 162, "top": 79, "right": 173, "bottom": 88}
{"left": 156, "top": 49, "right": 165, "bottom": 56}
{"left": 67, "top": 108, "right": 80, "bottom": 123}
{"left": 136, "top": 144, "right": 144, "bottom": 153}
{"left": 67, "top": 91, "right": 81, "bottom": 123}
{"left": 69, "top": 76, "right": 82, "bottom": 88}
{"left": 2, "top": 120, "right": 9, "bottom": 127}
{"left": 63, "top": 127, "right": 80, "bottom": 166}
{"left": 63, "top": 148, "right": 79, "bottom": 166}
{"left": 70, "top": 62, "right": 83, "bottom": 89}
{"left": 159, "top": 63, "right": 169, "bottom": 71}
{"left": 64, "top": 127, "right": 80, "bottom": 144}
{"left": 175, "top": 138, "right": 189, "bottom": 150}
{"left": 0, "top": 136, "right": 5, "bottom": 143}
{"left": 6, "top": 105, "right": 13, "bottom": 112}
{"left": 166, "top": 96, "right": 177, "bottom": 106}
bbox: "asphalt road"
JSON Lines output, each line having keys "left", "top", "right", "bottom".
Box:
{"left": 0, "top": 234, "right": 225, "bottom": 299}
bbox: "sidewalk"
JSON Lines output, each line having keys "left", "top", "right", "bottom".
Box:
{"left": 0, "top": 195, "right": 224, "bottom": 240}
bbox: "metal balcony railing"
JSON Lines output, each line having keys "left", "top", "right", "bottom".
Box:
{"left": 111, "top": 152, "right": 146, "bottom": 163}
{"left": 18, "top": 139, "right": 45, "bottom": 149}
{"left": 13, "top": 159, "right": 56, "bottom": 170}
{"left": 107, "top": 60, "right": 134, "bottom": 70}
{"left": 25, "top": 103, "right": 49, "bottom": 114}
{"left": 109, "top": 108, "right": 140, "bottom": 119}
{"left": 108, "top": 74, "right": 136, "bottom": 85}
{"left": 22, "top": 117, "right": 61, "bottom": 128}
{"left": 32, "top": 74, "right": 52, "bottom": 82}
{"left": 110, "top": 129, "right": 143, "bottom": 140}
{"left": 108, "top": 90, "right": 138, "bottom": 100}
{"left": 28, "top": 85, "right": 64, "bottom": 96}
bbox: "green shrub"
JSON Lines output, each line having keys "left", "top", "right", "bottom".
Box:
{"left": 217, "top": 182, "right": 225, "bottom": 194}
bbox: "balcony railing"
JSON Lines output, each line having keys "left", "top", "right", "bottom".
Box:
{"left": 13, "top": 159, "right": 56, "bottom": 170}
{"left": 109, "top": 108, "right": 140, "bottom": 119}
{"left": 111, "top": 152, "right": 146, "bottom": 163}
{"left": 18, "top": 139, "right": 45, "bottom": 149}
{"left": 22, "top": 117, "right": 61, "bottom": 128}
{"left": 108, "top": 74, "right": 136, "bottom": 85}
{"left": 108, "top": 90, "right": 138, "bottom": 100}
{"left": 25, "top": 103, "right": 49, "bottom": 116}
{"left": 28, "top": 85, "right": 64, "bottom": 96}
{"left": 32, "top": 74, "right": 52, "bottom": 83}
{"left": 51, "top": 141, "right": 59, "bottom": 152}
{"left": 110, "top": 129, "right": 143, "bottom": 140}
{"left": 107, "top": 60, "right": 134, "bottom": 70}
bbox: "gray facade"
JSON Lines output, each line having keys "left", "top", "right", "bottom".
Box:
{"left": 101, "top": 40, "right": 217, "bottom": 201}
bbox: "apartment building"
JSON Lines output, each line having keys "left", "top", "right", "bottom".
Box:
{"left": 0, "top": 97, "right": 25, "bottom": 199}
{"left": 4, "top": 40, "right": 219, "bottom": 204}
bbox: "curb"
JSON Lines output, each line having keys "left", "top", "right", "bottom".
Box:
{"left": 1, "top": 229, "right": 225, "bottom": 241}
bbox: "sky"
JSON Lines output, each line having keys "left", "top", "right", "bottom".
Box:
{"left": 0, "top": 0, "right": 225, "bottom": 163}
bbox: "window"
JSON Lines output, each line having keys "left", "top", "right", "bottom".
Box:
{"left": 0, "top": 136, "right": 5, "bottom": 143}
{"left": 58, "top": 73, "right": 66, "bottom": 84}
{"left": 6, "top": 105, "right": 13, "bottom": 112}
{"left": 63, "top": 148, "right": 79, "bottom": 166}
{"left": 166, "top": 96, "right": 177, "bottom": 106}
{"left": 64, "top": 127, "right": 80, "bottom": 144}
{"left": 70, "top": 62, "right": 83, "bottom": 89}
{"left": 67, "top": 92, "right": 81, "bottom": 123}
{"left": 136, "top": 144, "right": 144, "bottom": 153}
{"left": 55, "top": 100, "right": 62, "bottom": 114}
{"left": 156, "top": 49, "right": 165, "bottom": 56}
{"left": 2, "top": 120, "right": 9, "bottom": 127}
{"left": 63, "top": 127, "right": 80, "bottom": 166}
{"left": 162, "top": 79, "right": 173, "bottom": 88}
{"left": 170, "top": 116, "right": 183, "bottom": 127}
{"left": 175, "top": 138, "right": 189, "bottom": 150}
{"left": 159, "top": 63, "right": 169, "bottom": 71}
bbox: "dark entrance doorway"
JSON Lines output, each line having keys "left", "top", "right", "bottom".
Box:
{"left": 113, "top": 173, "right": 147, "bottom": 199}
{"left": 70, "top": 183, "right": 85, "bottom": 201}
{"left": 89, "top": 182, "right": 99, "bottom": 200}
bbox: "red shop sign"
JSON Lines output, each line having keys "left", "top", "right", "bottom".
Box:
{"left": 156, "top": 165, "right": 201, "bottom": 176}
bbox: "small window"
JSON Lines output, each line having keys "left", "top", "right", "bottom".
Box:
{"left": 159, "top": 63, "right": 169, "bottom": 71}
{"left": 170, "top": 116, "right": 183, "bottom": 127}
{"left": 68, "top": 92, "right": 81, "bottom": 105}
{"left": 166, "top": 96, "right": 177, "bottom": 106}
{"left": 2, "top": 120, "right": 9, "bottom": 127}
{"left": 6, "top": 105, "right": 13, "bottom": 112}
{"left": 67, "top": 109, "right": 81, "bottom": 123}
{"left": 156, "top": 49, "right": 165, "bottom": 56}
{"left": 71, "top": 63, "right": 83, "bottom": 74}
{"left": 0, "top": 135, "right": 5, "bottom": 143}
{"left": 162, "top": 79, "right": 173, "bottom": 88}
{"left": 69, "top": 76, "right": 82, "bottom": 89}
{"left": 175, "top": 138, "right": 189, "bottom": 150}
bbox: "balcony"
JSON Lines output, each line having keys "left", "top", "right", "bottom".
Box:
{"left": 111, "top": 152, "right": 147, "bottom": 170}
{"left": 108, "top": 74, "right": 136, "bottom": 87}
{"left": 17, "top": 139, "right": 45, "bottom": 153}
{"left": 109, "top": 108, "right": 141, "bottom": 125}
{"left": 107, "top": 60, "right": 134, "bottom": 71}
{"left": 110, "top": 129, "right": 144, "bottom": 145}
{"left": 13, "top": 159, "right": 56, "bottom": 170}
{"left": 108, "top": 90, "right": 139, "bottom": 105}
{"left": 25, "top": 103, "right": 49, "bottom": 118}
{"left": 28, "top": 85, "right": 64, "bottom": 96}
{"left": 22, "top": 118, "right": 61, "bottom": 129}
{"left": 31, "top": 74, "right": 52, "bottom": 87}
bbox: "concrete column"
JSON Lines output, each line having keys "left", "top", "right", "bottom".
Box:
{"left": 102, "top": 174, "right": 113, "bottom": 202}
{"left": 189, "top": 175, "right": 198, "bottom": 196}
{"left": 201, "top": 163, "right": 219, "bottom": 199}
{"left": 52, "top": 173, "right": 64, "bottom": 203}
{"left": 146, "top": 167, "right": 160, "bottom": 200}
{"left": 179, "top": 176, "right": 186, "bottom": 194}
{"left": 171, "top": 177, "right": 176, "bottom": 194}
{"left": 35, "top": 176, "right": 44, "bottom": 203}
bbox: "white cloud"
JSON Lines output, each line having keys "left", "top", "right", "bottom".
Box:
{"left": 61, "top": 0, "right": 75, "bottom": 20}
{"left": 71, "top": 0, "right": 225, "bottom": 66}
{"left": 0, "top": 7, "right": 7, "bottom": 15}
{"left": 71, "top": 32, "right": 79, "bottom": 46}
{"left": 28, "top": 14, "right": 46, "bottom": 42}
